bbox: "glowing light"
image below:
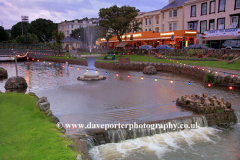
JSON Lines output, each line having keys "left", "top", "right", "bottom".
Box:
{"left": 62, "top": 65, "right": 64, "bottom": 67}
{"left": 70, "top": 66, "right": 72, "bottom": 69}
{"left": 232, "top": 74, "right": 235, "bottom": 77}
{"left": 208, "top": 70, "right": 211, "bottom": 72}
{"left": 141, "top": 76, "right": 144, "bottom": 80}
{"left": 202, "top": 68, "right": 205, "bottom": 71}
{"left": 77, "top": 67, "right": 80, "bottom": 70}
{"left": 37, "top": 60, "right": 39, "bottom": 62}
{"left": 56, "top": 64, "right": 58, "bottom": 66}
{"left": 188, "top": 82, "right": 191, "bottom": 85}
{"left": 87, "top": 69, "right": 88, "bottom": 72}
{"left": 170, "top": 59, "right": 171, "bottom": 61}
{"left": 184, "top": 64, "right": 186, "bottom": 66}
{"left": 170, "top": 80, "right": 173, "bottom": 83}
{"left": 105, "top": 72, "right": 108, "bottom": 75}
{"left": 101, "top": 54, "right": 103, "bottom": 56}
{"left": 208, "top": 83, "right": 212, "bottom": 87}
{"left": 185, "top": 31, "right": 197, "bottom": 34}
{"left": 197, "top": 67, "right": 200, "bottom": 70}
{"left": 43, "top": 61, "right": 45, "bottom": 63}
{"left": 188, "top": 65, "right": 190, "bottom": 67}
{"left": 96, "top": 70, "right": 98, "bottom": 73}
{"left": 180, "top": 63, "right": 182, "bottom": 64}
{"left": 165, "top": 57, "right": 167, "bottom": 59}
{"left": 215, "top": 71, "right": 218, "bottom": 74}
{"left": 155, "top": 78, "right": 157, "bottom": 82}
{"left": 160, "top": 32, "right": 174, "bottom": 36}
{"left": 127, "top": 75, "right": 130, "bottom": 78}
{"left": 229, "top": 86, "right": 233, "bottom": 90}
{"left": 173, "top": 60, "right": 174, "bottom": 62}
{"left": 223, "top": 72, "right": 225, "bottom": 75}
{"left": 27, "top": 57, "right": 29, "bottom": 59}
{"left": 116, "top": 73, "right": 119, "bottom": 76}
{"left": 49, "top": 62, "right": 51, "bottom": 64}
{"left": 177, "top": 61, "right": 178, "bottom": 63}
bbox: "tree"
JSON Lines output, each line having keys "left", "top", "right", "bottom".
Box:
{"left": 52, "top": 30, "right": 65, "bottom": 55}
{"left": 11, "top": 22, "right": 25, "bottom": 40}
{"left": 0, "top": 26, "right": 9, "bottom": 42}
{"left": 99, "top": 5, "right": 141, "bottom": 43}
{"left": 15, "top": 33, "right": 38, "bottom": 44}
{"left": 29, "top": 18, "right": 57, "bottom": 42}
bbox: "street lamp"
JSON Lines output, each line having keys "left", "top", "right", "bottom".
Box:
{"left": 21, "top": 16, "right": 29, "bottom": 49}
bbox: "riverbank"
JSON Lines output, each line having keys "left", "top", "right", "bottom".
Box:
{"left": 0, "top": 92, "right": 78, "bottom": 160}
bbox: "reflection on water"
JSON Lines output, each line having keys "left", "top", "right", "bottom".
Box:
{"left": 1, "top": 61, "right": 240, "bottom": 159}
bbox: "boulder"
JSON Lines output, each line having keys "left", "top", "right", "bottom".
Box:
{"left": 219, "top": 97, "right": 224, "bottom": 103}
{"left": 204, "top": 98, "right": 211, "bottom": 107}
{"left": 4, "top": 76, "right": 27, "bottom": 89}
{"left": 0, "top": 67, "right": 8, "bottom": 77}
{"left": 52, "top": 114, "right": 60, "bottom": 124}
{"left": 143, "top": 65, "right": 157, "bottom": 74}
{"left": 39, "top": 102, "right": 50, "bottom": 112}
{"left": 226, "top": 100, "right": 231, "bottom": 109}
{"left": 67, "top": 143, "right": 75, "bottom": 148}
{"left": 203, "top": 92, "right": 208, "bottom": 98}
{"left": 212, "top": 94, "right": 217, "bottom": 99}
{"left": 76, "top": 154, "right": 83, "bottom": 160}
{"left": 37, "top": 97, "right": 48, "bottom": 105}
{"left": 193, "top": 99, "right": 201, "bottom": 107}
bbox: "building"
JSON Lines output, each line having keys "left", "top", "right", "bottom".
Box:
{"left": 184, "top": 0, "right": 240, "bottom": 49}
{"left": 58, "top": 18, "right": 99, "bottom": 37}
{"left": 97, "top": 0, "right": 196, "bottom": 49}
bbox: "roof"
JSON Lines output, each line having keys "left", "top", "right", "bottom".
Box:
{"left": 161, "top": 0, "right": 189, "bottom": 10}
{"left": 61, "top": 37, "right": 82, "bottom": 43}
{"left": 116, "top": 42, "right": 131, "bottom": 48}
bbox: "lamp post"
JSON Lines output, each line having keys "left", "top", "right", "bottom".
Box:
{"left": 21, "top": 16, "right": 29, "bottom": 49}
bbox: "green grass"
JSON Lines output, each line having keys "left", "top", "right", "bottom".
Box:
{"left": 0, "top": 92, "right": 76, "bottom": 160}
{"left": 45, "top": 52, "right": 84, "bottom": 60}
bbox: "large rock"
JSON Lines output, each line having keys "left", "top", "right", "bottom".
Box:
{"left": 4, "top": 76, "right": 27, "bottom": 89}
{"left": 39, "top": 102, "right": 50, "bottom": 112}
{"left": 226, "top": 100, "right": 231, "bottom": 109}
{"left": 0, "top": 67, "right": 8, "bottom": 77}
{"left": 143, "top": 65, "right": 157, "bottom": 74}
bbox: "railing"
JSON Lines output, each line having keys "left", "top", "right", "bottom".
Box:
{"left": 0, "top": 43, "right": 48, "bottom": 50}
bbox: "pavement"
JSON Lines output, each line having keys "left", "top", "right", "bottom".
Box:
{"left": 68, "top": 50, "right": 240, "bottom": 78}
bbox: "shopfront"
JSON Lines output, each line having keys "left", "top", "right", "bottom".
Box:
{"left": 97, "top": 30, "right": 197, "bottom": 49}
{"left": 203, "top": 28, "right": 240, "bottom": 49}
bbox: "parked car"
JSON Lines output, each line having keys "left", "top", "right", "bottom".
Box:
{"left": 139, "top": 45, "right": 155, "bottom": 49}
{"left": 222, "top": 40, "right": 240, "bottom": 49}
{"left": 156, "top": 45, "right": 174, "bottom": 49}
{"left": 184, "top": 44, "right": 213, "bottom": 50}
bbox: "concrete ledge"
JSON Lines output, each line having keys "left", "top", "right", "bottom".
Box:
{"left": 77, "top": 75, "right": 106, "bottom": 81}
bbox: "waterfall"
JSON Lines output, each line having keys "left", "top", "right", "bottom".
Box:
{"left": 86, "top": 116, "right": 209, "bottom": 149}
{"left": 235, "top": 111, "right": 240, "bottom": 123}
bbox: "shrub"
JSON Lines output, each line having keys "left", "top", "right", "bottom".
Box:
{"left": 229, "top": 54, "right": 234, "bottom": 60}
{"left": 222, "top": 54, "right": 228, "bottom": 60}
{"left": 203, "top": 71, "right": 217, "bottom": 84}
{"left": 198, "top": 53, "right": 203, "bottom": 58}
{"left": 107, "top": 50, "right": 114, "bottom": 54}
{"left": 233, "top": 54, "right": 238, "bottom": 59}
{"left": 187, "top": 49, "right": 194, "bottom": 57}
{"left": 114, "top": 51, "right": 120, "bottom": 55}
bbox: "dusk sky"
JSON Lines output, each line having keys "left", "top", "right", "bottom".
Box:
{"left": 0, "top": 0, "right": 169, "bottom": 29}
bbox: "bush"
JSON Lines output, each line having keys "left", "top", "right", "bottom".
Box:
{"left": 222, "top": 54, "right": 228, "bottom": 60}
{"left": 203, "top": 71, "right": 217, "bottom": 84}
{"left": 229, "top": 54, "right": 234, "bottom": 60}
{"left": 114, "top": 51, "right": 120, "bottom": 55}
{"left": 187, "top": 49, "right": 194, "bottom": 57}
{"left": 233, "top": 54, "right": 238, "bottom": 59}
{"left": 198, "top": 53, "right": 203, "bottom": 58}
{"left": 107, "top": 50, "right": 114, "bottom": 54}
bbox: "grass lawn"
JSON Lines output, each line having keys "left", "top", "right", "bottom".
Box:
{"left": 0, "top": 92, "right": 76, "bottom": 160}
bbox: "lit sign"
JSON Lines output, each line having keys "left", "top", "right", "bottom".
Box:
{"left": 160, "top": 32, "right": 174, "bottom": 36}
{"left": 185, "top": 31, "right": 197, "bottom": 34}
{"left": 204, "top": 28, "right": 240, "bottom": 37}
{"left": 101, "top": 38, "right": 106, "bottom": 41}
{"left": 123, "top": 34, "right": 142, "bottom": 39}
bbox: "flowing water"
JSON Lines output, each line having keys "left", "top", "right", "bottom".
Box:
{"left": 0, "top": 61, "right": 240, "bottom": 160}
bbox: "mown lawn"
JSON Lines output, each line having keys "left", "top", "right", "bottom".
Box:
{"left": 0, "top": 92, "right": 76, "bottom": 160}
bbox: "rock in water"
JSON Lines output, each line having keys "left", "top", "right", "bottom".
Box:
{"left": 143, "top": 65, "right": 157, "bottom": 74}
{"left": 0, "top": 67, "right": 8, "bottom": 77}
{"left": 4, "top": 76, "right": 27, "bottom": 89}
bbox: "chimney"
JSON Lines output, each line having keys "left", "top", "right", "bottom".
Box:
{"left": 169, "top": 0, "right": 174, "bottom": 4}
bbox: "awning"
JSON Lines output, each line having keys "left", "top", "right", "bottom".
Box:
{"left": 203, "top": 36, "right": 240, "bottom": 41}
{"left": 115, "top": 42, "right": 131, "bottom": 48}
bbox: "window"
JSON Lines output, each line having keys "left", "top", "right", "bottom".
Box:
{"left": 191, "top": 5, "right": 196, "bottom": 17}
{"left": 145, "top": 29, "right": 147, "bottom": 31}
{"left": 145, "top": 18, "right": 148, "bottom": 25}
{"left": 201, "top": 3, "right": 207, "bottom": 15}
{"left": 71, "top": 24, "right": 73, "bottom": 28}
{"left": 173, "top": 9, "right": 177, "bottom": 17}
{"left": 162, "top": 24, "right": 164, "bottom": 32}
{"left": 231, "top": 16, "right": 238, "bottom": 28}
{"left": 236, "top": 0, "right": 240, "bottom": 9}
{"left": 210, "top": 1, "right": 215, "bottom": 14}
{"left": 59, "top": 25, "right": 62, "bottom": 30}
{"left": 67, "top": 30, "right": 69, "bottom": 34}
{"left": 200, "top": 21, "right": 207, "bottom": 33}
{"left": 209, "top": 19, "right": 215, "bottom": 30}
{"left": 188, "top": 21, "right": 198, "bottom": 30}
{"left": 156, "top": 28, "right": 159, "bottom": 32}
{"left": 169, "top": 9, "right": 172, "bottom": 17}
{"left": 149, "top": 28, "right": 151, "bottom": 31}
{"left": 217, "top": 18, "right": 225, "bottom": 29}
{"left": 79, "top": 25, "right": 81, "bottom": 28}
{"left": 156, "top": 16, "right": 159, "bottom": 24}
{"left": 149, "top": 18, "right": 151, "bottom": 25}
{"left": 218, "top": 0, "right": 225, "bottom": 12}
{"left": 173, "top": 23, "right": 177, "bottom": 31}
{"left": 169, "top": 23, "right": 172, "bottom": 31}
{"left": 66, "top": 25, "right": 69, "bottom": 28}
{"left": 162, "top": 12, "right": 164, "bottom": 19}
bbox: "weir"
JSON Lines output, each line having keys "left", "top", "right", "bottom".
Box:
{"left": 86, "top": 116, "right": 208, "bottom": 150}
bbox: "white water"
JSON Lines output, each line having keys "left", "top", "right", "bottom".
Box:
{"left": 89, "top": 127, "right": 221, "bottom": 160}
{"left": 235, "top": 112, "right": 240, "bottom": 124}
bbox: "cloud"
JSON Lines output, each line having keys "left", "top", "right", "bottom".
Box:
{"left": 0, "top": 0, "right": 168, "bottom": 29}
